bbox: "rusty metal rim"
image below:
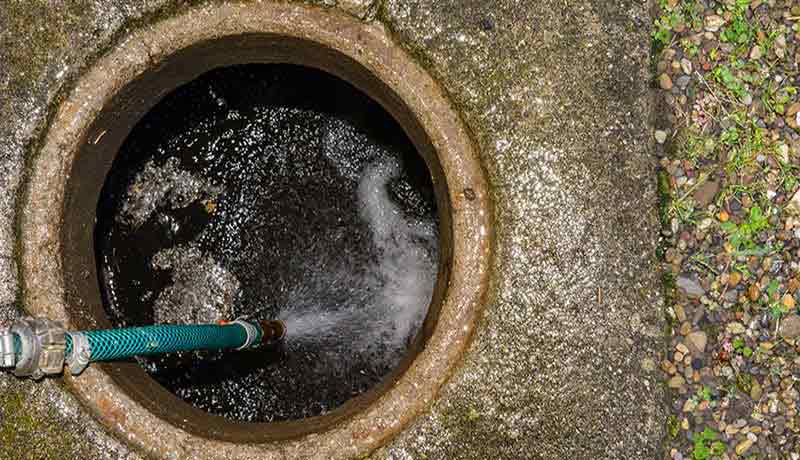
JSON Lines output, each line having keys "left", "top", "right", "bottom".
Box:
{"left": 19, "top": 3, "right": 492, "bottom": 459}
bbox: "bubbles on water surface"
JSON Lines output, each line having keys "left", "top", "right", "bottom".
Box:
{"left": 95, "top": 65, "right": 439, "bottom": 422}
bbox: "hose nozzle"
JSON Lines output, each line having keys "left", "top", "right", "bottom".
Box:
{"left": 259, "top": 320, "right": 286, "bottom": 346}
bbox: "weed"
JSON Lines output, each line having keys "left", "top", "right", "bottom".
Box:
{"left": 681, "top": 38, "right": 701, "bottom": 57}
{"left": 719, "top": 0, "right": 756, "bottom": 56}
{"left": 692, "top": 427, "right": 726, "bottom": 460}
{"left": 720, "top": 204, "right": 771, "bottom": 252}
{"left": 712, "top": 65, "right": 749, "bottom": 100}
{"left": 732, "top": 337, "right": 754, "bottom": 357}
{"left": 667, "top": 415, "right": 680, "bottom": 438}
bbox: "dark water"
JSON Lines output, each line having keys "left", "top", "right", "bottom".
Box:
{"left": 95, "top": 64, "right": 439, "bottom": 422}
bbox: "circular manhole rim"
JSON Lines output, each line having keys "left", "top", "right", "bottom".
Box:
{"left": 19, "top": 3, "right": 491, "bottom": 460}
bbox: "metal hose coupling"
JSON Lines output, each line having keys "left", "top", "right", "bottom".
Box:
{"left": 0, "top": 318, "right": 66, "bottom": 380}
{"left": 259, "top": 319, "right": 286, "bottom": 347}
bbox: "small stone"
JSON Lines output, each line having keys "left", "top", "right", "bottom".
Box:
{"left": 677, "top": 274, "right": 705, "bottom": 299}
{"left": 675, "top": 75, "right": 691, "bottom": 89}
{"left": 787, "top": 104, "right": 800, "bottom": 130}
{"left": 729, "top": 271, "right": 741, "bottom": 286}
{"left": 749, "top": 284, "right": 761, "bottom": 302}
{"left": 784, "top": 294, "right": 796, "bottom": 310}
{"left": 668, "top": 375, "right": 686, "bottom": 388}
{"left": 704, "top": 15, "right": 726, "bottom": 32}
{"left": 659, "top": 73, "right": 673, "bottom": 90}
{"left": 779, "top": 315, "right": 800, "bottom": 339}
{"left": 718, "top": 210, "right": 729, "bottom": 222}
{"left": 750, "top": 45, "right": 763, "bottom": 60}
{"left": 751, "top": 379, "right": 763, "bottom": 400}
{"left": 775, "top": 417, "right": 786, "bottom": 435}
{"left": 655, "top": 130, "right": 668, "bottom": 144}
{"left": 693, "top": 180, "right": 720, "bottom": 207}
{"left": 683, "top": 399, "right": 697, "bottom": 412}
{"left": 727, "top": 322, "right": 746, "bottom": 335}
{"left": 676, "top": 343, "right": 689, "bottom": 354}
{"left": 736, "top": 439, "right": 754, "bottom": 455}
{"left": 787, "top": 188, "right": 800, "bottom": 215}
{"left": 686, "top": 331, "right": 708, "bottom": 353}
{"left": 680, "top": 58, "right": 692, "bottom": 75}
{"left": 674, "top": 351, "right": 685, "bottom": 362}
{"left": 778, "top": 144, "right": 790, "bottom": 163}
{"left": 675, "top": 304, "right": 687, "bottom": 322}
{"left": 775, "top": 34, "right": 786, "bottom": 59}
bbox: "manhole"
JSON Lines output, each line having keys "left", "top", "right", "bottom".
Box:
{"left": 20, "top": 3, "right": 491, "bottom": 459}
{"left": 96, "top": 63, "right": 439, "bottom": 423}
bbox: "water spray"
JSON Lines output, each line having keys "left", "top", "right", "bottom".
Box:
{"left": 0, "top": 317, "right": 285, "bottom": 379}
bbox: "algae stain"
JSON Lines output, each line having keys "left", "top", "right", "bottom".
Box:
{"left": 0, "top": 385, "right": 83, "bottom": 460}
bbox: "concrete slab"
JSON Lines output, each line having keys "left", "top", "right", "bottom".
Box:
{"left": 0, "top": 1, "right": 666, "bottom": 459}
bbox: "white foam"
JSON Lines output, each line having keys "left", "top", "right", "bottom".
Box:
{"left": 120, "top": 157, "right": 222, "bottom": 228}
{"left": 151, "top": 245, "right": 239, "bottom": 324}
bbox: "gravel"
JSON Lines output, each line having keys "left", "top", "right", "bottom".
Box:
{"left": 656, "top": 0, "right": 800, "bottom": 457}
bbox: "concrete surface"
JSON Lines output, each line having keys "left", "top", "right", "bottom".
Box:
{"left": 0, "top": 0, "right": 665, "bottom": 459}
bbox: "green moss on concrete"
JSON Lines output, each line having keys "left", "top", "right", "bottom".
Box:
{"left": 0, "top": 383, "right": 84, "bottom": 460}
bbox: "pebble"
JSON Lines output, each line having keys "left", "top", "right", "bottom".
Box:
{"left": 727, "top": 322, "right": 746, "bottom": 335}
{"left": 749, "top": 284, "right": 761, "bottom": 302}
{"left": 674, "top": 304, "right": 687, "bottom": 322}
{"left": 784, "top": 294, "right": 796, "bottom": 310}
{"left": 658, "top": 1, "right": 800, "bottom": 456}
{"left": 692, "top": 180, "right": 719, "bottom": 207}
{"left": 704, "top": 15, "right": 726, "bottom": 32}
{"left": 677, "top": 274, "right": 705, "bottom": 299}
{"left": 752, "top": 379, "right": 763, "bottom": 400}
{"left": 788, "top": 188, "right": 800, "bottom": 215}
{"left": 655, "top": 130, "right": 668, "bottom": 144}
{"left": 680, "top": 58, "right": 692, "bottom": 75}
{"left": 668, "top": 375, "right": 686, "bottom": 389}
{"left": 779, "top": 314, "right": 800, "bottom": 339}
{"left": 685, "top": 331, "right": 707, "bottom": 353}
{"left": 736, "top": 439, "right": 754, "bottom": 455}
{"left": 659, "top": 73, "right": 674, "bottom": 90}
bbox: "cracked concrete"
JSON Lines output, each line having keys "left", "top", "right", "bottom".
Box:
{"left": 0, "top": 1, "right": 665, "bottom": 459}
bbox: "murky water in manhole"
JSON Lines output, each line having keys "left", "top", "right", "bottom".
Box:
{"left": 95, "top": 64, "right": 439, "bottom": 423}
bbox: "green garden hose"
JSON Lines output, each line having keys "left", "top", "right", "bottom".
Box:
{"left": 0, "top": 317, "right": 285, "bottom": 379}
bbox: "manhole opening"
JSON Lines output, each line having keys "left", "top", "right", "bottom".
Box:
{"left": 93, "top": 63, "right": 440, "bottom": 424}
{"left": 59, "top": 34, "right": 455, "bottom": 443}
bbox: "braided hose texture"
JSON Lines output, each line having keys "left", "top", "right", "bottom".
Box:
{"left": 69, "top": 323, "right": 254, "bottom": 362}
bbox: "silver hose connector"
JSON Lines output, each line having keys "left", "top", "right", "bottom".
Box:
{"left": 8, "top": 318, "right": 67, "bottom": 380}
{"left": 0, "top": 327, "right": 15, "bottom": 368}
